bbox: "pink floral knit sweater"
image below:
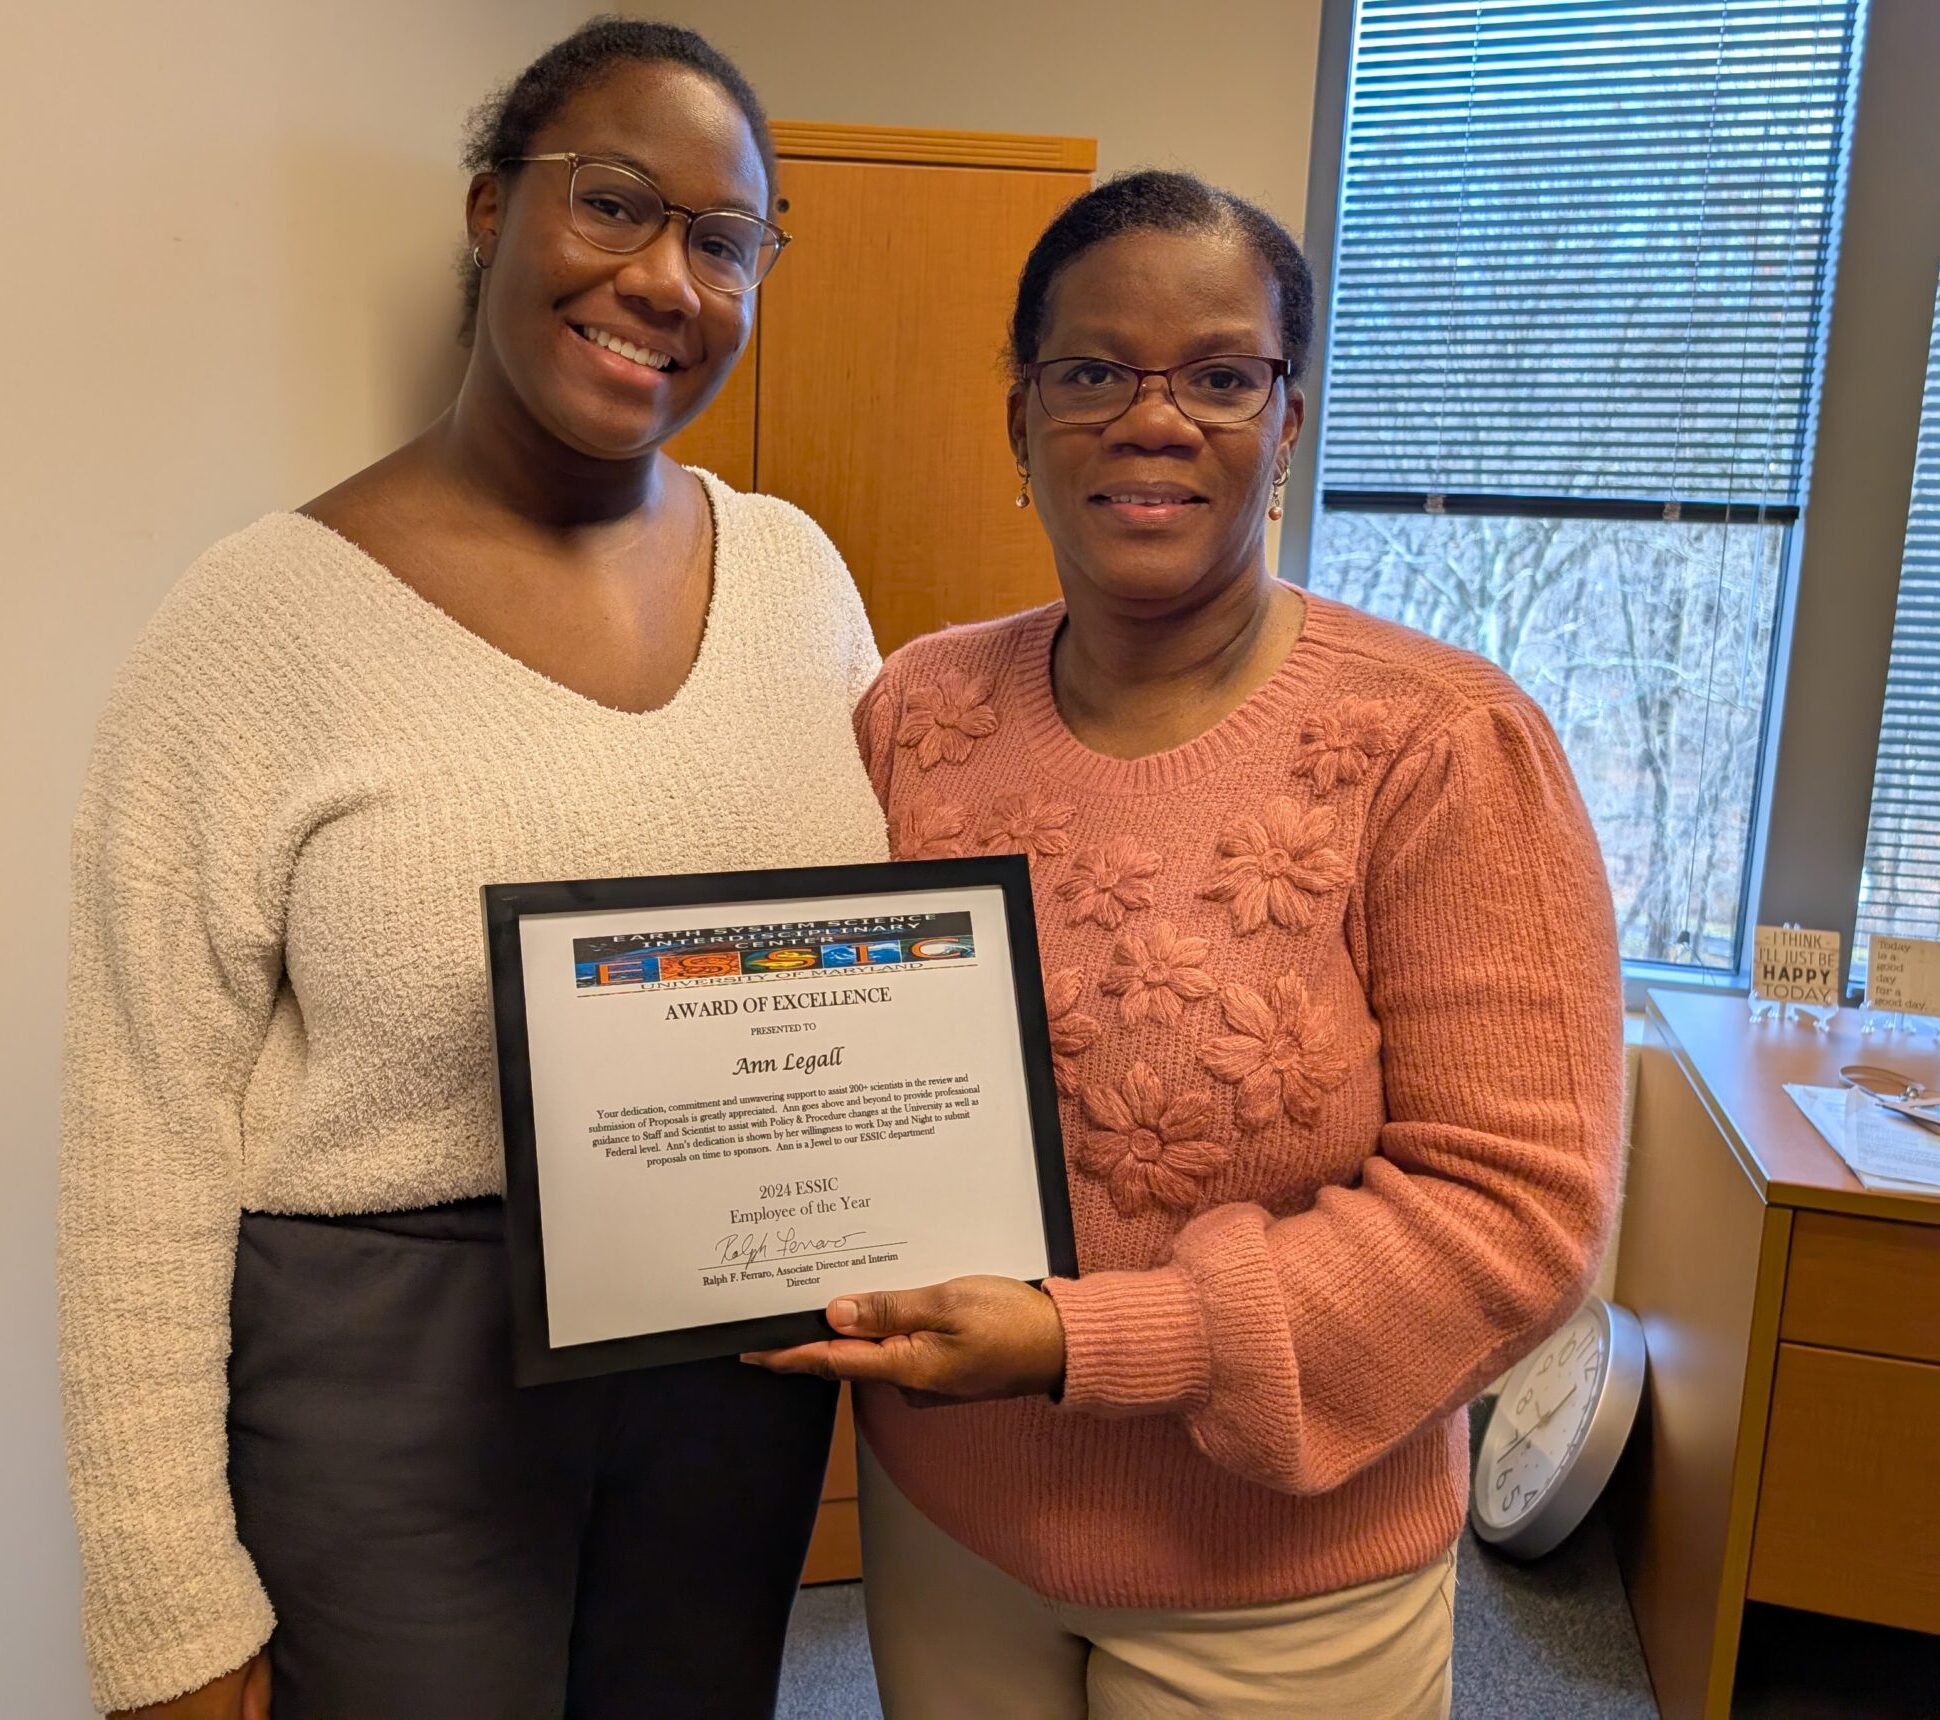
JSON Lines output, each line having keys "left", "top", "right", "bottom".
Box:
{"left": 852, "top": 591, "right": 1624, "bottom": 1610}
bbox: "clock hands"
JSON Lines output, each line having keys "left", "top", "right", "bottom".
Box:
{"left": 1499, "top": 1383, "right": 1578, "bottom": 1465}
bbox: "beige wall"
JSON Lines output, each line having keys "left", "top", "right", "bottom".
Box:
{"left": 1, "top": 3, "right": 1321, "bottom": 1708}
{"left": 0, "top": 3, "right": 565, "bottom": 1708}
{"left": 643, "top": 0, "right": 1323, "bottom": 232}
{"left": 639, "top": 0, "right": 1325, "bottom": 571}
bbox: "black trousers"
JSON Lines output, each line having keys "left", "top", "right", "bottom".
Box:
{"left": 228, "top": 1200, "right": 837, "bottom": 1720}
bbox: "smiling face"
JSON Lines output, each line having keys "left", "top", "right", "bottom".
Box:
{"left": 465, "top": 60, "right": 769, "bottom": 461}
{"left": 1009, "top": 227, "right": 1303, "bottom": 611}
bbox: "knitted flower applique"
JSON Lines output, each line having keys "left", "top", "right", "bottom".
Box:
{"left": 1056, "top": 837, "right": 1164, "bottom": 931}
{"left": 1200, "top": 973, "right": 1348, "bottom": 1131}
{"left": 1291, "top": 697, "right": 1395, "bottom": 795}
{"left": 1099, "top": 921, "right": 1217, "bottom": 1027}
{"left": 896, "top": 668, "right": 999, "bottom": 770}
{"left": 1200, "top": 799, "right": 1351, "bottom": 936}
{"left": 1077, "top": 1061, "right": 1231, "bottom": 1217}
{"left": 980, "top": 788, "right": 1076, "bottom": 860}
{"left": 892, "top": 795, "right": 971, "bottom": 861}
{"left": 1043, "top": 967, "right": 1102, "bottom": 1095}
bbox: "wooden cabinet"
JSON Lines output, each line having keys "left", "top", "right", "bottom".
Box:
{"left": 671, "top": 124, "right": 1095, "bottom": 1582}
{"left": 668, "top": 120, "right": 1094, "bottom": 655}
{"left": 801, "top": 1384, "right": 861, "bottom": 1585}
{"left": 1613, "top": 992, "right": 1940, "bottom": 1717}
{"left": 1747, "top": 1343, "right": 1940, "bottom": 1632}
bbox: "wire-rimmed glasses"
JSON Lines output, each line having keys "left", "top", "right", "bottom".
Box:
{"left": 1025, "top": 355, "right": 1293, "bottom": 426}
{"left": 501, "top": 152, "right": 789, "bottom": 294}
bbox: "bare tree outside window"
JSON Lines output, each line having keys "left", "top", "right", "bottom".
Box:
{"left": 1314, "top": 512, "right": 1785, "bottom": 965}
{"left": 1310, "top": 0, "right": 1865, "bottom": 971}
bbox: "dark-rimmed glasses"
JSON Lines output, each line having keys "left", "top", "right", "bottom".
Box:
{"left": 1026, "top": 355, "right": 1292, "bottom": 426}
{"left": 500, "top": 153, "right": 789, "bottom": 294}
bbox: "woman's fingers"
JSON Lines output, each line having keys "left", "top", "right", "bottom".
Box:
{"left": 242, "top": 1650, "right": 271, "bottom": 1720}
{"left": 742, "top": 1334, "right": 935, "bottom": 1386}
{"left": 739, "top": 1282, "right": 954, "bottom": 1378}
{"left": 741, "top": 1339, "right": 837, "bottom": 1375}
{"left": 112, "top": 1650, "right": 270, "bottom": 1719}
{"left": 741, "top": 1279, "right": 1063, "bottom": 1399}
{"left": 827, "top": 1285, "right": 951, "bottom": 1338}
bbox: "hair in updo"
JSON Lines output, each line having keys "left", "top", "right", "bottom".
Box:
{"left": 456, "top": 16, "right": 776, "bottom": 343}
{"left": 1009, "top": 170, "right": 1314, "bottom": 380}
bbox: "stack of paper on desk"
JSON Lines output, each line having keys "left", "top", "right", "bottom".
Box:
{"left": 1785, "top": 1083, "right": 1940, "bottom": 1195}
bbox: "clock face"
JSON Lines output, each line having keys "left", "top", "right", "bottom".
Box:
{"left": 1477, "top": 1305, "right": 1606, "bottom": 1531}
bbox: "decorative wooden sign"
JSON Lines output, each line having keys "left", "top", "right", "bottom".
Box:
{"left": 1865, "top": 933, "right": 1940, "bottom": 1016}
{"left": 1751, "top": 925, "right": 1842, "bottom": 1009}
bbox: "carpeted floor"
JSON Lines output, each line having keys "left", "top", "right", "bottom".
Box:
{"left": 776, "top": 1503, "right": 1661, "bottom": 1719}
{"left": 778, "top": 1387, "right": 1940, "bottom": 1720}
{"left": 778, "top": 1513, "right": 1940, "bottom": 1718}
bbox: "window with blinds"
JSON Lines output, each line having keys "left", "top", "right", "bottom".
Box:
{"left": 1308, "top": 0, "right": 1865, "bottom": 969}
{"left": 1856, "top": 276, "right": 1940, "bottom": 949}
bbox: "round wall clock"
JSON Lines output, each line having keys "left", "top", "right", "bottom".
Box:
{"left": 1471, "top": 1296, "right": 1646, "bottom": 1559}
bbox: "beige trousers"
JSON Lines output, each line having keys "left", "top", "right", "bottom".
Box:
{"left": 858, "top": 1446, "right": 1456, "bottom": 1720}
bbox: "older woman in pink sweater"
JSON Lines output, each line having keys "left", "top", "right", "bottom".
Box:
{"left": 749, "top": 171, "right": 1624, "bottom": 1718}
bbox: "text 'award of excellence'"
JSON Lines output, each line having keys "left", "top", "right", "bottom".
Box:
{"left": 483, "top": 856, "right": 1075, "bottom": 1383}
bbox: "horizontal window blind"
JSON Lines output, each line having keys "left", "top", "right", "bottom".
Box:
{"left": 1318, "top": 0, "right": 1862, "bottom": 520}
{"left": 1857, "top": 277, "right": 1940, "bottom": 942}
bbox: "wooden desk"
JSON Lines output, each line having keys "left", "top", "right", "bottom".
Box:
{"left": 1613, "top": 991, "right": 1940, "bottom": 1719}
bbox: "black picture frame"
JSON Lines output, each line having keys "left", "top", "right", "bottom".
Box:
{"left": 482, "top": 855, "right": 1075, "bottom": 1385}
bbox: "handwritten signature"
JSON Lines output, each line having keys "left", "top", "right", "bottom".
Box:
{"left": 715, "top": 1227, "right": 868, "bottom": 1267}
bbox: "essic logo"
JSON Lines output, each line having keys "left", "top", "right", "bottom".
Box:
{"left": 745, "top": 947, "right": 817, "bottom": 971}
{"left": 909, "top": 937, "right": 972, "bottom": 961}
{"left": 657, "top": 951, "right": 741, "bottom": 981}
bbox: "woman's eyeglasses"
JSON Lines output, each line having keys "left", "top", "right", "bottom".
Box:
{"left": 500, "top": 153, "right": 789, "bottom": 295}
{"left": 1025, "top": 355, "right": 1292, "bottom": 426}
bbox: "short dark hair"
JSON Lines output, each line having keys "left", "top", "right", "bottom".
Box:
{"left": 456, "top": 16, "right": 776, "bottom": 342}
{"left": 1009, "top": 170, "right": 1314, "bottom": 382}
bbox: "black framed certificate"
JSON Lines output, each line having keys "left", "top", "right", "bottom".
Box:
{"left": 482, "top": 856, "right": 1076, "bottom": 1385}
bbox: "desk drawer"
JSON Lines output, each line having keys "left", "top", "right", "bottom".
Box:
{"left": 1781, "top": 1212, "right": 1940, "bottom": 1364}
{"left": 1747, "top": 1343, "right": 1940, "bottom": 1631}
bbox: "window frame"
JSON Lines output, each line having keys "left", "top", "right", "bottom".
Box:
{"left": 1284, "top": 0, "right": 1937, "bottom": 1005}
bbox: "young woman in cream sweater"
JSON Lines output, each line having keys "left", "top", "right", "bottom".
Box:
{"left": 61, "top": 21, "right": 882, "bottom": 1720}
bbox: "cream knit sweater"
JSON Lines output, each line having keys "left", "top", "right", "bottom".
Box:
{"left": 58, "top": 470, "right": 890, "bottom": 1713}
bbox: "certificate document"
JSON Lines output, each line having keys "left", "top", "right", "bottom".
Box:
{"left": 483, "top": 857, "right": 1074, "bottom": 1383}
